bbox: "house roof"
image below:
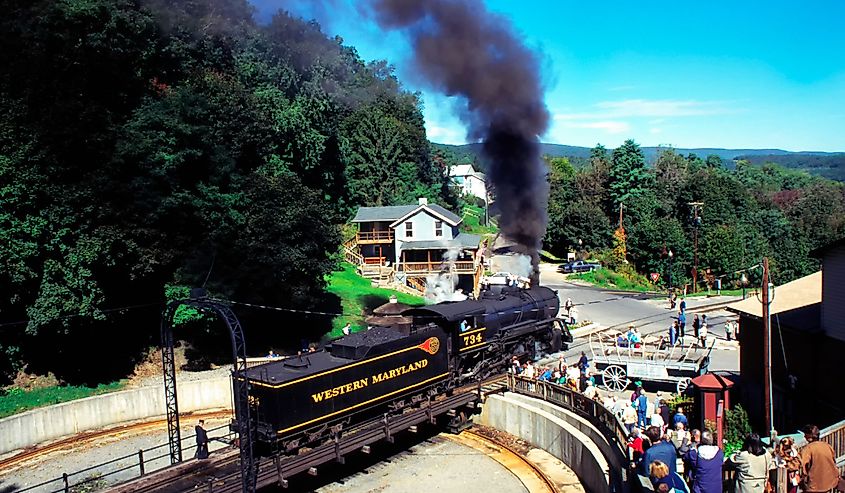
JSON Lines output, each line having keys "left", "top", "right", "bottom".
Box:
{"left": 726, "top": 271, "right": 822, "bottom": 318}
{"left": 351, "top": 205, "right": 418, "bottom": 223}
{"left": 810, "top": 237, "right": 845, "bottom": 258}
{"left": 449, "top": 164, "right": 485, "bottom": 180}
{"left": 389, "top": 204, "right": 461, "bottom": 227}
{"left": 397, "top": 233, "right": 481, "bottom": 251}
{"left": 351, "top": 203, "right": 462, "bottom": 226}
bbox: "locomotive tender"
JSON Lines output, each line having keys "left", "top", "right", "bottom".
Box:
{"left": 242, "top": 285, "right": 571, "bottom": 454}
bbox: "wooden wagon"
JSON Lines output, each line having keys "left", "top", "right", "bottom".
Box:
{"left": 588, "top": 331, "right": 715, "bottom": 394}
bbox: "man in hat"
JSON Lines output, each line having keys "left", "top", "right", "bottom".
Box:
{"left": 195, "top": 419, "right": 209, "bottom": 459}
{"left": 631, "top": 380, "right": 643, "bottom": 402}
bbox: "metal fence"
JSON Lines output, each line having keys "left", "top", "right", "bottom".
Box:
{"left": 9, "top": 423, "right": 234, "bottom": 493}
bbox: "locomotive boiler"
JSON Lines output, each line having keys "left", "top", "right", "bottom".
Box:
{"left": 241, "top": 285, "right": 571, "bottom": 455}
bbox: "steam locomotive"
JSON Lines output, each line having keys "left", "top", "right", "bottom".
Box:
{"left": 242, "top": 285, "right": 571, "bottom": 454}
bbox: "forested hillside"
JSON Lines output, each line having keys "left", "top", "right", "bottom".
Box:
{"left": 0, "top": 0, "right": 458, "bottom": 384}
{"left": 544, "top": 141, "right": 845, "bottom": 290}
{"left": 436, "top": 142, "right": 844, "bottom": 180}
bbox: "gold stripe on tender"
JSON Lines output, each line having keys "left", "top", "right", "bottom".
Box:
{"left": 459, "top": 327, "right": 486, "bottom": 336}
{"left": 247, "top": 344, "right": 427, "bottom": 389}
{"left": 459, "top": 341, "right": 488, "bottom": 352}
{"left": 275, "top": 372, "right": 450, "bottom": 435}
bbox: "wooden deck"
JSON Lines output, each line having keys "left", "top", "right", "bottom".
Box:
{"left": 396, "top": 260, "right": 476, "bottom": 275}
{"left": 356, "top": 230, "right": 393, "bottom": 244}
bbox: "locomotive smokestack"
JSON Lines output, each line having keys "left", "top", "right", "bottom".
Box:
{"left": 367, "top": 0, "right": 550, "bottom": 284}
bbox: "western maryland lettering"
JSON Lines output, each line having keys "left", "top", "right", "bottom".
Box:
{"left": 310, "top": 359, "right": 429, "bottom": 403}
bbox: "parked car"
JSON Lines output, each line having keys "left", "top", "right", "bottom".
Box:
{"left": 560, "top": 260, "right": 601, "bottom": 273}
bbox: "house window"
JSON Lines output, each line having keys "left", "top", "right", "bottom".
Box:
{"left": 435, "top": 221, "right": 443, "bottom": 237}
{"left": 405, "top": 221, "right": 413, "bottom": 238}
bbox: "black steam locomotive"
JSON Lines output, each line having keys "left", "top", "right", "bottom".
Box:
{"left": 242, "top": 285, "right": 570, "bottom": 454}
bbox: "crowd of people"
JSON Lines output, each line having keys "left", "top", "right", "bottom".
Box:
{"left": 510, "top": 351, "right": 597, "bottom": 397}
{"left": 628, "top": 422, "right": 840, "bottom": 493}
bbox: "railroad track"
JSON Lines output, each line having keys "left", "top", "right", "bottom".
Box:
{"left": 107, "top": 375, "right": 512, "bottom": 493}
{"left": 0, "top": 410, "right": 233, "bottom": 475}
{"left": 450, "top": 430, "right": 557, "bottom": 493}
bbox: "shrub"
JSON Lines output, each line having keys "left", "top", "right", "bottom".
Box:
{"left": 723, "top": 404, "right": 752, "bottom": 454}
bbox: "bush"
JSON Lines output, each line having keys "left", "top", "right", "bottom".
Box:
{"left": 723, "top": 404, "right": 752, "bottom": 454}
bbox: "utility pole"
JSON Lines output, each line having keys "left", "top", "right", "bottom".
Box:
{"left": 688, "top": 202, "right": 703, "bottom": 293}
{"left": 761, "top": 257, "right": 774, "bottom": 437}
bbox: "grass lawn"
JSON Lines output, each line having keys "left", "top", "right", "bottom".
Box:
{"left": 0, "top": 381, "right": 126, "bottom": 419}
{"left": 684, "top": 288, "right": 746, "bottom": 298}
{"left": 568, "top": 268, "right": 657, "bottom": 293}
{"left": 326, "top": 263, "right": 424, "bottom": 338}
{"left": 461, "top": 204, "right": 497, "bottom": 235}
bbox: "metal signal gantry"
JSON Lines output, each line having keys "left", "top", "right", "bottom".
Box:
{"left": 160, "top": 291, "right": 257, "bottom": 493}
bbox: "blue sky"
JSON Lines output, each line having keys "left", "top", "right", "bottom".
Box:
{"left": 253, "top": 1, "right": 845, "bottom": 151}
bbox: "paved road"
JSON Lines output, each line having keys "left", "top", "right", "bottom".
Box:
{"left": 538, "top": 265, "right": 740, "bottom": 375}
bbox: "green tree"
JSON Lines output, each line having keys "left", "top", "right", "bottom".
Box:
{"left": 609, "top": 139, "right": 651, "bottom": 208}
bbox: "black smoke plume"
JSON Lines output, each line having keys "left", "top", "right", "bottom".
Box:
{"left": 367, "top": 0, "right": 550, "bottom": 282}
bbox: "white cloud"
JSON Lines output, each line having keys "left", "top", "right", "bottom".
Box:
{"left": 649, "top": 127, "right": 662, "bottom": 134}
{"left": 561, "top": 120, "right": 631, "bottom": 134}
{"left": 426, "top": 124, "right": 466, "bottom": 145}
{"left": 553, "top": 99, "right": 737, "bottom": 121}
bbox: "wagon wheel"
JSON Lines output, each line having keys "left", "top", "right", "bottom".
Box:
{"left": 676, "top": 377, "right": 692, "bottom": 395}
{"left": 602, "top": 365, "right": 629, "bottom": 392}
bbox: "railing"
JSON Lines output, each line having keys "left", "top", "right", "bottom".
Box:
{"left": 821, "top": 417, "right": 845, "bottom": 465}
{"left": 11, "top": 423, "right": 235, "bottom": 493}
{"left": 363, "top": 257, "right": 386, "bottom": 266}
{"left": 397, "top": 261, "right": 477, "bottom": 275}
{"left": 507, "top": 375, "right": 629, "bottom": 461}
{"left": 357, "top": 231, "right": 393, "bottom": 243}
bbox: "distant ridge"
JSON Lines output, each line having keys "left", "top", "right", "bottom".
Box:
{"left": 433, "top": 142, "right": 845, "bottom": 181}
{"left": 434, "top": 142, "right": 840, "bottom": 160}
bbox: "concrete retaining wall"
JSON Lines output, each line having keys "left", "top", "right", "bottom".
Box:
{"left": 479, "top": 392, "right": 618, "bottom": 493}
{"left": 0, "top": 377, "right": 233, "bottom": 456}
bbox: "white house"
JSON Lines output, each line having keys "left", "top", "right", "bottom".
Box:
{"left": 344, "top": 198, "right": 482, "bottom": 293}
{"left": 449, "top": 164, "right": 487, "bottom": 202}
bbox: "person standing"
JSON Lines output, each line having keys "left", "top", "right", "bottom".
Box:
{"left": 799, "top": 424, "right": 839, "bottom": 493}
{"left": 699, "top": 318, "right": 709, "bottom": 346}
{"left": 692, "top": 314, "right": 701, "bottom": 339}
{"left": 195, "top": 419, "right": 209, "bottom": 460}
{"left": 623, "top": 403, "right": 638, "bottom": 434}
{"left": 658, "top": 399, "right": 670, "bottom": 430}
{"left": 775, "top": 436, "right": 801, "bottom": 493}
{"left": 564, "top": 297, "right": 574, "bottom": 318}
{"left": 636, "top": 388, "right": 649, "bottom": 428}
{"left": 729, "top": 433, "right": 772, "bottom": 493}
{"left": 679, "top": 296, "right": 687, "bottom": 313}
{"left": 685, "top": 431, "right": 723, "bottom": 493}
{"left": 639, "top": 426, "right": 678, "bottom": 476}
{"left": 342, "top": 322, "right": 352, "bottom": 336}
{"left": 669, "top": 321, "right": 678, "bottom": 346}
{"left": 724, "top": 320, "right": 733, "bottom": 341}
{"left": 678, "top": 310, "right": 687, "bottom": 340}
{"left": 577, "top": 351, "right": 589, "bottom": 376}
{"left": 673, "top": 407, "right": 689, "bottom": 429}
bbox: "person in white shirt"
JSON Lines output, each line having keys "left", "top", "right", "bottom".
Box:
{"left": 583, "top": 380, "right": 598, "bottom": 399}
{"left": 524, "top": 361, "right": 536, "bottom": 379}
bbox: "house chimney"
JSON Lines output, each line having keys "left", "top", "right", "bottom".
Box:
{"left": 418, "top": 197, "right": 428, "bottom": 205}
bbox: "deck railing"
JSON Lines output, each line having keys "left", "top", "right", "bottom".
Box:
{"left": 397, "top": 261, "right": 477, "bottom": 275}
{"left": 357, "top": 231, "right": 393, "bottom": 243}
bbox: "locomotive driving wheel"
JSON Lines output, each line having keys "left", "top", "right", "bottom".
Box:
{"left": 601, "top": 365, "right": 629, "bottom": 392}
